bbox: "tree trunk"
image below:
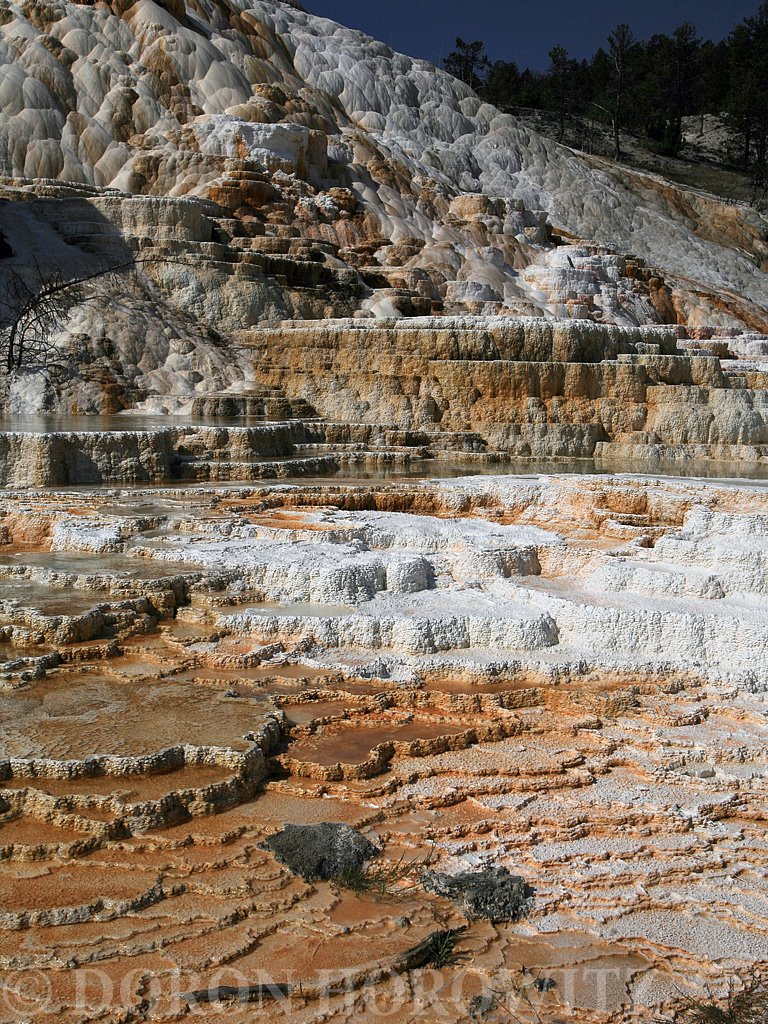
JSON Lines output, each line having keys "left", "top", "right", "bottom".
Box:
{"left": 613, "top": 72, "right": 623, "bottom": 161}
{"left": 743, "top": 122, "right": 752, "bottom": 167}
{"left": 6, "top": 321, "right": 16, "bottom": 373}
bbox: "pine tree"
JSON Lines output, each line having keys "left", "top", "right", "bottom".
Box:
{"left": 547, "top": 45, "right": 576, "bottom": 143}
{"left": 725, "top": 0, "right": 768, "bottom": 199}
{"left": 443, "top": 38, "right": 491, "bottom": 91}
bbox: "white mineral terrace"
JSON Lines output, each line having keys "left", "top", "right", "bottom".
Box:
{"left": 0, "top": 470, "right": 766, "bottom": 1022}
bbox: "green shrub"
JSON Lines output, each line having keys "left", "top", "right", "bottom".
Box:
{"left": 423, "top": 930, "right": 458, "bottom": 968}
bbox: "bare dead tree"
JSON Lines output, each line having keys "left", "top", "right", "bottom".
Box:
{"left": 0, "top": 252, "right": 227, "bottom": 383}
{"left": 607, "top": 23, "right": 637, "bottom": 162}
{"left": 0, "top": 256, "right": 138, "bottom": 376}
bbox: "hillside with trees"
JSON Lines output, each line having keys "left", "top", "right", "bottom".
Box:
{"left": 444, "top": 3, "right": 768, "bottom": 207}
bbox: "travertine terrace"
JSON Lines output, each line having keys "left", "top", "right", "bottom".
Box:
{"left": 1, "top": 473, "right": 768, "bottom": 1021}
{"left": 1, "top": 0, "right": 768, "bottom": 1021}
{"left": 4, "top": 316, "right": 768, "bottom": 486}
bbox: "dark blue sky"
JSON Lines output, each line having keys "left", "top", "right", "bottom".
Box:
{"left": 308, "top": 1, "right": 762, "bottom": 71}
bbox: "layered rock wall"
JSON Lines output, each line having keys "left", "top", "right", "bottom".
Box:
{"left": 0, "top": 424, "right": 296, "bottom": 486}
{"left": 2, "top": 312, "right": 767, "bottom": 482}
{"left": 245, "top": 317, "right": 768, "bottom": 464}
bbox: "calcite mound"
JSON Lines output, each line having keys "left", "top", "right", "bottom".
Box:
{"left": 2, "top": 0, "right": 768, "bottom": 416}
{"left": 423, "top": 866, "right": 531, "bottom": 922}
{"left": 4, "top": 312, "right": 768, "bottom": 477}
{"left": 261, "top": 822, "right": 380, "bottom": 881}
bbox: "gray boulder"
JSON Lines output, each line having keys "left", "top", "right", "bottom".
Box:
{"left": 262, "top": 823, "right": 379, "bottom": 882}
{"left": 423, "top": 866, "right": 531, "bottom": 922}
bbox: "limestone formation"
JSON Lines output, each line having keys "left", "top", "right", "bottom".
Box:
{"left": 2, "top": 313, "right": 768, "bottom": 478}
{"left": 1, "top": 2, "right": 768, "bottom": 1021}
{"left": 1, "top": 1, "right": 768, "bottom": 416}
